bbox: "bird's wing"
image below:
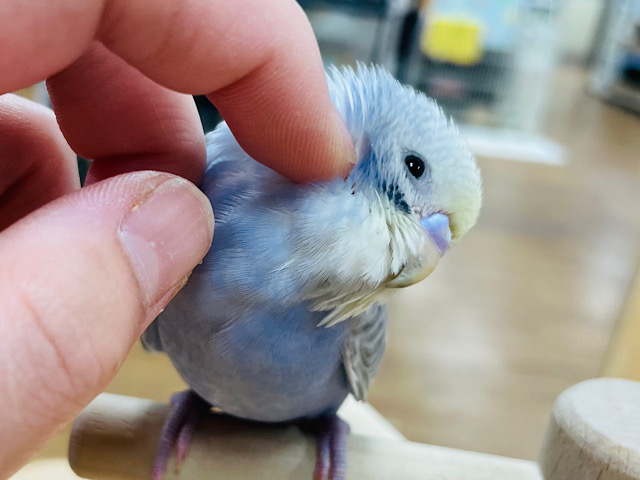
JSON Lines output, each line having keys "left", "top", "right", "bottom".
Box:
{"left": 342, "top": 303, "right": 388, "bottom": 401}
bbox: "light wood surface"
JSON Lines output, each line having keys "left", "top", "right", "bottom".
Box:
{"left": 538, "top": 378, "right": 640, "bottom": 480}
{"left": 68, "top": 394, "right": 541, "bottom": 480}
{"left": 368, "top": 64, "right": 640, "bottom": 459}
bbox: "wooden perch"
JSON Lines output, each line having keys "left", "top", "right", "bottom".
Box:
{"left": 68, "top": 394, "right": 540, "bottom": 480}
{"left": 67, "top": 378, "right": 640, "bottom": 480}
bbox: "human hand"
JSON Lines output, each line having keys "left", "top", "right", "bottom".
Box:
{"left": 0, "top": 1, "right": 355, "bottom": 476}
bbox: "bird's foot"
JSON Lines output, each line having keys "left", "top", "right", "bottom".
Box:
{"left": 299, "top": 415, "right": 351, "bottom": 480}
{"left": 151, "top": 390, "right": 210, "bottom": 480}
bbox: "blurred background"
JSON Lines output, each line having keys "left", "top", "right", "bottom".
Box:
{"left": 19, "top": 0, "right": 640, "bottom": 467}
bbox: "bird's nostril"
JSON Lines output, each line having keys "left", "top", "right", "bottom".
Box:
{"left": 420, "top": 213, "right": 451, "bottom": 255}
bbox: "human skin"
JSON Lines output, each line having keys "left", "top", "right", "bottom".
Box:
{"left": 0, "top": 0, "right": 355, "bottom": 476}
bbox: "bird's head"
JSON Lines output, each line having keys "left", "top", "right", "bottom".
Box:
{"left": 328, "top": 65, "right": 482, "bottom": 288}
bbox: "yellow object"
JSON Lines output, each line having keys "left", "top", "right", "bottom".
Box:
{"left": 421, "top": 17, "right": 483, "bottom": 66}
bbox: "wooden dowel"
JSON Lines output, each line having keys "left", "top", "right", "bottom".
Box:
{"left": 538, "top": 378, "right": 640, "bottom": 480}
{"left": 69, "top": 394, "right": 540, "bottom": 480}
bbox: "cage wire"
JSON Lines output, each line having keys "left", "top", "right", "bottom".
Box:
{"left": 405, "top": 0, "right": 562, "bottom": 132}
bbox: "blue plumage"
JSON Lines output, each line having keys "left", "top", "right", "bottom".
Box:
{"left": 143, "top": 65, "right": 482, "bottom": 425}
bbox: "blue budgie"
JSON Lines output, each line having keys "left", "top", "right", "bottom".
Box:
{"left": 144, "top": 65, "right": 482, "bottom": 480}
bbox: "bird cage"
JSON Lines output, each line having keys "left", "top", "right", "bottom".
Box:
{"left": 402, "top": 0, "right": 562, "bottom": 134}
{"left": 302, "top": 0, "right": 564, "bottom": 164}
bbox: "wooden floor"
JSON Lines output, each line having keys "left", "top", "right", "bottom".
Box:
{"left": 370, "top": 65, "right": 640, "bottom": 460}
{"left": 32, "top": 64, "right": 640, "bottom": 465}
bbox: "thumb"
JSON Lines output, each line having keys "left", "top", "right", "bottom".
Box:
{"left": 0, "top": 171, "right": 213, "bottom": 477}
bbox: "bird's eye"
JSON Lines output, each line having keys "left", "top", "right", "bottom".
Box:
{"left": 404, "top": 155, "right": 425, "bottom": 179}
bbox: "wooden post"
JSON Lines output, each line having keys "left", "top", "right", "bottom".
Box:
{"left": 538, "top": 378, "right": 640, "bottom": 480}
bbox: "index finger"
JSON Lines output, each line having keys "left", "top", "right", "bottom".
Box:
{"left": 1, "top": 0, "right": 355, "bottom": 182}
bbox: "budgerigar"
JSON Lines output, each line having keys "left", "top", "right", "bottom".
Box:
{"left": 143, "top": 65, "right": 482, "bottom": 480}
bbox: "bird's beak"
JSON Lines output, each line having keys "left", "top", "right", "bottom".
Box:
{"left": 385, "top": 213, "right": 451, "bottom": 288}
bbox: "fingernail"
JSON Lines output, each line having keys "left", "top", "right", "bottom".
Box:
{"left": 119, "top": 177, "right": 214, "bottom": 307}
